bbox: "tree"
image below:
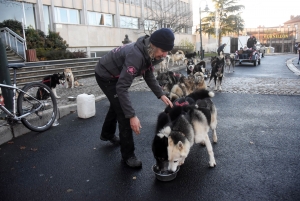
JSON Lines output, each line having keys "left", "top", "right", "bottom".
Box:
{"left": 201, "top": 0, "right": 245, "bottom": 47}
{"left": 25, "top": 26, "right": 45, "bottom": 49}
{"left": 140, "top": 0, "right": 193, "bottom": 35}
{"left": 45, "top": 31, "right": 68, "bottom": 50}
{"left": 0, "top": 19, "right": 23, "bottom": 36}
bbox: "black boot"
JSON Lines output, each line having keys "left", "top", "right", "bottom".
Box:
{"left": 124, "top": 156, "right": 142, "bottom": 168}
{"left": 100, "top": 135, "right": 120, "bottom": 145}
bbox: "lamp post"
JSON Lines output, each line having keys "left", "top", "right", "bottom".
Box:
{"left": 199, "top": 1, "right": 209, "bottom": 60}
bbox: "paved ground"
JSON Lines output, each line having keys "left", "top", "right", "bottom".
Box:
{"left": 52, "top": 56, "right": 300, "bottom": 109}
{"left": 1, "top": 54, "right": 300, "bottom": 200}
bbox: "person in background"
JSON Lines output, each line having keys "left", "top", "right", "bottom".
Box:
{"left": 217, "top": 43, "right": 226, "bottom": 56}
{"left": 295, "top": 43, "right": 298, "bottom": 54}
{"left": 297, "top": 43, "right": 300, "bottom": 64}
{"left": 247, "top": 35, "right": 257, "bottom": 49}
{"left": 238, "top": 47, "right": 245, "bottom": 59}
{"left": 94, "top": 28, "right": 174, "bottom": 168}
{"left": 243, "top": 45, "right": 249, "bottom": 59}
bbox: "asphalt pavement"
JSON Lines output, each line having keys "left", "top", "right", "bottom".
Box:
{"left": 0, "top": 54, "right": 300, "bottom": 200}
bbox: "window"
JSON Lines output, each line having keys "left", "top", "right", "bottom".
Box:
{"left": 43, "top": 5, "right": 50, "bottom": 35}
{"left": 90, "top": 52, "right": 96, "bottom": 57}
{"left": 120, "top": 16, "right": 138, "bottom": 29}
{"left": 0, "top": 2, "right": 36, "bottom": 29}
{"left": 144, "top": 20, "right": 156, "bottom": 30}
{"left": 88, "top": 11, "right": 113, "bottom": 26}
{"left": 55, "top": 7, "right": 80, "bottom": 24}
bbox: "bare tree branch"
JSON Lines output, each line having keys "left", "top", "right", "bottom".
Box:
{"left": 140, "top": 0, "right": 193, "bottom": 35}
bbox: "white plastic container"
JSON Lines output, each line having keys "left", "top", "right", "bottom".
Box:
{"left": 77, "top": 93, "right": 96, "bottom": 118}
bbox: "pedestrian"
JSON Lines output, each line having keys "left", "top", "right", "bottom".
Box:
{"left": 94, "top": 28, "right": 174, "bottom": 168}
{"left": 297, "top": 43, "right": 300, "bottom": 64}
{"left": 217, "top": 43, "right": 226, "bottom": 56}
{"left": 295, "top": 43, "right": 298, "bottom": 54}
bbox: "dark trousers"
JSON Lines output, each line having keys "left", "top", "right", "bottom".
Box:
{"left": 95, "top": 73, "right": 135, "bottom": 160}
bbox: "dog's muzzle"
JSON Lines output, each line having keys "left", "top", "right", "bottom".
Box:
{"left": 155, "top": 158, "right": 169, "bottom": 172}
{"left": 188, "top": 65, "right": 194, "bottom": 71}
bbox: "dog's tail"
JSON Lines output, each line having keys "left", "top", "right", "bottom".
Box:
{"left": 186, "top": 89, "right": 214, "bottom": 101}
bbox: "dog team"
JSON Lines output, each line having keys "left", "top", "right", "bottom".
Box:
{"left": 152, "top": 51, "right": 234, "bottom": 174}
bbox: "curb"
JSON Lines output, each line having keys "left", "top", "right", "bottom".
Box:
{"left": 286, "top": 57, "right": 300, "bottom": 76}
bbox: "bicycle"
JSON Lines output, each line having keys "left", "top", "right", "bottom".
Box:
{"left": 0, "top": 63, "right": 57, "bottom": 132}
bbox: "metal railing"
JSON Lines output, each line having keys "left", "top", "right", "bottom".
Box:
{"left": 0, "top": 27, "right": 26, "bottom": 61}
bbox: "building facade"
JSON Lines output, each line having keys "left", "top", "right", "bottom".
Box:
{"left": 237, "top": 16, "right": 300, "bottom": 53}
{"left": 0, "top": 0, "right": 196, "bottom": 57}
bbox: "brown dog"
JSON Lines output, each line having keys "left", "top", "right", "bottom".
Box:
{"left": 168, "top": 75, "right": 194, "bottom": 101}
{"left": 193, "top": 72, "right": 207, "bottom": 91}
{"left": 64, "top": 68, "right": 83, "bottom": 88}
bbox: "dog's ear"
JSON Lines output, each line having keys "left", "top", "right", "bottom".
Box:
{"left": 177, "top": 141, "right": 184, "bottom": 150}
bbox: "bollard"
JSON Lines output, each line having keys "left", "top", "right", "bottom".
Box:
{"left": 0, "top": 36, "right": 13, "bottom": 111}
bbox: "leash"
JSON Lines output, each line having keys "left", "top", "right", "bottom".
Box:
{"left": 42, "top": 79, "right": 51, "bottom": 83}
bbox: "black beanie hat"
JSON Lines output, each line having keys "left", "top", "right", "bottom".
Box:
{"left": 150, "top": 28, "right": 175, "bottom": 51}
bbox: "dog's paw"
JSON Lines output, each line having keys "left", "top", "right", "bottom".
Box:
{"left": 56, "top": 96, "right": 61, "bottom": 99}
{"left": 213, "top": 135, "right": 218, "bottom": 143}
{"left": 209, "top": 160, "right": 216, "bottom": 168}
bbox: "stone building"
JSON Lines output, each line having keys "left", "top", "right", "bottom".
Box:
{"left": 0, "top": 0, "right": 196, "bottom": 57}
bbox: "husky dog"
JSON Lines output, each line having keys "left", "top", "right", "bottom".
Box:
{"left": 37, "top": 73, "right": 65, "bottom": 99}
{"left": 193, "top": 72, "right": 207, "bottom": 91}
{"left": 171, "top": 50, "right": 185, "bottom": 66}
{"left": 187, "top": 59, "right": 206, "bottom": 75}
{"left": 152, "top": 89, "right": 217, "bottom": 172}
{"left": 64, "top": 68, "right": 83, "bottom": 88}
{"left": 156, "top": 71, "right": 182, "bottom": 94}
{"left": 224, "top": 53, "right": 235, "bottom": 73}
{"left": 158, "top": 55, "right": 171, "bottom": 73}
{"left": 208, "top": 56, "right": 225, "bottom": 91}
{"left": 168, "top": 75, "right": 195, "bottom": 102}
{"left": 185, "top": 51, "right": 197, "bottom": 59}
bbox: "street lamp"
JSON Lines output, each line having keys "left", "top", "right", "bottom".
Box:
{"left": 199, "top": 1, "right": 209, "bottom": 60}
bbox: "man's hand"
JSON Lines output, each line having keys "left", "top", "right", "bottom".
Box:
{"left": 161, "top": 95, "right": 173, "bottom": 108}
{"left": 130, "top": 116, "right": 142, "bottom": 135}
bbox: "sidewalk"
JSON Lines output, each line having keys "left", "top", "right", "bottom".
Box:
{"left": 1, "top": 56, "right": 299, "bottom": 145}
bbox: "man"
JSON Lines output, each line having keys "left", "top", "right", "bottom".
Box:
{"left": 94, "top": 28, "right": 174, "bottom": 168}
{"left": 217, "top": 43, "right": 226, "bottom": 56}
{"left": 247, "top": 35, "right": 257, "bottom": 49}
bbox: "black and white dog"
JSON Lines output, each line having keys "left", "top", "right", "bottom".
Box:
{"left": 186, "top": 59, "right": 207, "bottom": 78}
{"left": 185, "top": 52, "right": 197, "bottom": 59}
{"left": 36, "top": 73, "right": 65, "bottom": 100}
{"left": 152, "top": 89, "right": 217, "bottom": 172}
{"left": 208, "top": 56, "right": 225, "bottom": 91}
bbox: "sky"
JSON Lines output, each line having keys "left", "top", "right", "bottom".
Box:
{"left": 193, "top": 0, "right": 299, "bottom": 28}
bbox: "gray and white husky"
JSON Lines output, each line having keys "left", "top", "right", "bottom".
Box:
{"left": 152, "top": 89, "right": 217, "bottom": 173}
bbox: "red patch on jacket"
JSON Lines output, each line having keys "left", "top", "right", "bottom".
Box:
{"left": 127, "top": 66, "right": 137, "bottom": 76}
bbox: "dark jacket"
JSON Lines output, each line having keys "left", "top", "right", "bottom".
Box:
{"left": 95, "top": 35, "right": 165, "bottom": 118}
{"left": 217, "top": 44, "right": 226, "bottom": 54}
{"left": 247, "top": 37, "right": 257, "bottom": 48}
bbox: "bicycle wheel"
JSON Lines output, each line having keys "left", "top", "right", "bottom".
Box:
{"left": 17, "top": 82, "right": 57, "bottom": 132}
